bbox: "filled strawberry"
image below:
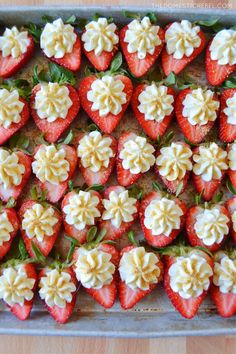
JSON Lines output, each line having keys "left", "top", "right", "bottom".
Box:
{"left": 211, "top": 250, "right": 236, "bottom": 318}
{"left": 73, "top": 229, "right": 119, "bottom": 308}
{"left": 40, "top": 18, "right": 81, "bottom": 72}
{"left": 155, "top": 141, "right": 192, "bottom": 195}
{"left": 79, "top": 73, "right": 133, "bottom": 133}
{"left": 99, "top": 185, "right": 139, "bottom": 240}
{"left": 192, "top": 143, "right": 228, "bottom": 201}
{"left": 117, "top": 132, "right": 155, "bottom": 186}
{"left": 186, "top": 203, "right": 230, "bottom": 252}
{"left": 62, "top": 189, "right": 103, "bottom": 243}
{"left": 32, "top": 144, "right": 77, "bottom": 203}
{"left": 219, "top": 89, "right": 236, "bottom": 142}
{"left": 81, "top": 17, "right": 119, "bottom": 71}
{"left": 205, "top": 28, "right": 236, "bottom": 86}
{"left": 164, "top": 246, "right": 213, "bottom": 319}
{"left": 0, "top": 148, "right": 32, "bottom": 202}
{"left": 119, "top": 245, "right": 163, "bottom": 309}
{"left": 0, "top": 26, "right": 34, "bottom": 78}
{"left": 76, "top": 130, "right": 117, "bottom": 185}
{"left": 120, "top": 16, "right": 164, "bottom": 77}
{"left": 0, "top": 206, "right": 20, "bottom": 260}
{"left": 175, "top": 87, "right": 220, "bottom": 144}
{"left": 228, "top": 142, "right": 236, "bottom": 190}
{"left": 131, "top": 83, "right": 175, "bottom": 140}
{"left": 225, "top": 196, "right": 236, "bottom": 243}
{"left": 161, "top": 20, "right": 205, "bottom": 76}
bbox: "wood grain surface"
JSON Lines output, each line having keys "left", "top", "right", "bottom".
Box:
{"left": 0, "top": 0, "right": 236, "bottom": 353}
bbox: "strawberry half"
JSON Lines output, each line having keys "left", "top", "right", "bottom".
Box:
{"left": 0, "top": 34, "right": 34, "bottom": 78}
{"left": 0, "top": 150, "right": 32, "bottom": 202}
{"left": 225, "top": 196, "right": 236, "bottom": 243}
{"left": 219, "top": 89, "right": 236, "bottom": 142}
{"left": 99, "top": 185, "right": 140, "bottom": 240}
{"left": 119, "top": 24, "right": 164, "bottom": 77}
{"left": 131, "top": 84, "right": 175, "bottom": 140}
{"left": 228, "top": 143, "right": 236, "bottom": 190}
{"left": 78, "top": 75, "right": 133, "bottom": 133}
{"left": 30, "top": 84, "right": 80, "bottom": 143}
{"left": 175, "top": 89, "right": 219, "bottom": 144}
{"left": 139, "top": 190, "right": 187, "bottom": 247}
{"left": 211, "top": 284, "right": 236, "bottom": 318}
{"left": 161, "top": 23, "right": 206, "bottom": 76}
{"left": 0, "top": 208, "right": 20, "bottom": 260}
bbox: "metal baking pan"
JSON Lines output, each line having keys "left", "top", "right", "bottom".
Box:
{"left": 0, "top": 5, "right": 236, "bottom": 338}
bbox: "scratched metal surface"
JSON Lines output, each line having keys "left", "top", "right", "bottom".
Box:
{"left": 0, "top": 6, "right": 236, "bottom": 337}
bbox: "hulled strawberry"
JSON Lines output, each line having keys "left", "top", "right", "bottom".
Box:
{"left": 219, "top": 89, "right": 236, "bottom": 142}
{"left": 0, "top": 26, "right": 34, "bottom": 78}
{"left": 0, "top": 148, "right": 32, "bottom": 202}
{"left": 62, "top": 189, "right": 103, "bottom": 243}
{"left": 163, "top": 246, "right": 213, "bottom": 319}
{"left": 139, "top": 190, "right": 187, "bottom": 247}
{"left": 40, "top": 18, "right": 81, "bottom": 72}
{"left": 192, "top": 143, "right": 228, "bottom": 201}
{"left": 228, "top": 142, "right": 236, "bottom": 190}
{"left": 225, "top": 196, "right": 236, "bottom": 243}
{"left": 0, "top": 206, "right": 20, "bottom": 260}
{"left": 120, "top": 16, "right": 164, "bottom": 77}
{"left": 131, "top": 83, "right": 175, "bottom": 140}
{"left": 155, "top": 141, "right": 192, "bottom": 195}
{"left": 99, "top": 185, "right": 140, "bottom": 240}
{"left": 73, "top": 229, "right": 119, "bottom": 308}
{"left": 32, "top": 144, "right": 77, "bottom": 203}
{"left": 161, "top": 20, "right": 205, "bottom": 76}
{"left": 76, "top": 130, "right": 117, "bottom": 185}
{"left": 79, "top": 73, "right": 133, "bottom": 134}
{"left": 117, "top": 132, "right": 155, "bottom": 187}
{"left": 175, "top": 87, "right": 220, "bottom": 144}
{"left": 186, "top": 203, "right": 230, "bottom": 252}
{"left": 119, "top": 245, "right": 163, "bottom": 309}
{"left": 81, "top": 17, "right": 119, "bottom": 71}
{"left": 206, "top": 29, "right": 236, "bottom": 86}
{"left": 211, "top": 250, "right": 236, "bottom": 318}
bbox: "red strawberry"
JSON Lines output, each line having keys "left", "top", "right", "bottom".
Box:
{"left": 73, "top": 243, "right": 119, "bottom": 308}
{"left": 98, "top": 185, "right": 140, "bottom": 240}
{"left": 33, "top": 144, "right": 77, "bottom": 203}
{"left": 139, "top": 190, "right": 187, "bottom": 247}
{"left": 186, "top": 204, "right": 230, "bottom": 252}
{"left": 175, "top": 89, "right": 219, "bottom": 144}
{"left": 119, "top": 24, "right": 164, "bottom": 77}
{"left": 161, "top": 24, "right": 205, "bottom": 76}
{"left": 206, "top": 39, "right": 236, "bottom": 86}
{"left": 225, "top": 196, "right": 236, "bottom": 243}
{"left": 38, "top": 266, "right": 78, "bottom": 324}
{"left": 164, "top": 250, "right": 213, "bottom": 319}
{"left": 30, "top": 84, "right": 80, "bottom": 143}
{"left": 0, "top": 150, "right": 32, "bottom": 202}
{"left": 78, "top": 75, "right": 133, "bottom": 133}
{"left": 76, "top": 132, "right": 117, "bottom": 185}
{"left": 0, "top": 34, "right": 34, "bottom": 78}
{"left": 119, "top": 245, "right": 163, "bottom": 309}
{"left": 0, "top": 208, "right": 20, "bottom": 260}
{"left": 131, "top": 84, "right": 175, "bottom": 140}
{"left": 18, "top": 200, "right": 62, "bottom": 257}
{"left": 211, "top": 284, "right": 236, "bottom": 318}
{"left": 219, "top": 89, "right": 236, "bottom": 142}
{"left": 61, "top": 190, "right": 103, "bottom": 243}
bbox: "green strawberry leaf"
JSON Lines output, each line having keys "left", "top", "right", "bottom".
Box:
{"left": 18, "top": 239, "right": 28, "bottom": 261}
{"left": 145, "top": 12, "right": 157, "bottom": 24}
{"left": 110, "top": 52, "right": 123, "bottom": 73}
{"left": 87, "top": 226, "right": 98, "bottom": 243}
{"left": 222, "top": 77, "right": 236, "bottom": 88}
{"left": 0, "top": 79, "right": 31, "bottom": 101}
{"left": 85, "top": 184, "right": 104, "bottom": 192}
{"left": 42, "top": 15, "right": 53, "bottom": 24}
{"left": 127, "top": 231, "right": 139, "bottom": 246}
{"left": 226, "top": 179, "right": 236, "bottom": 195}
{"left": 184, "top": 137, "right": 198, "bottom": 148}
{"left": 31, "top": 241, "right": 46, "bottom": 265}
{"left": 122, "top": 10, "right": 140, "bottom": 20}
{"left": 58, "top": 130, "right": 74, "bottom": 145}
{"left": 95, "top": 228, "right": 107, "bottom": 244}
{"left": 152, "top": 181, "right": 163, "bottom": 192}
{"left": 25, "top": 22, "right": 42, "bottom": 43}
{"left": 128, "top": 185, "right": 144, "bottom": 200}
{"left": 164, "top": 72, "right": 177, "bottom": 86}
{"left": 175, "top": 181, "right": 183, "bottom": 197}
{"left": 6, "top": 197, "right": 16, "bottom": 209}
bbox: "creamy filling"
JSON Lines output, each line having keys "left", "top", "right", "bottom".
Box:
{"left": 0, "top": 149, "right": 25, "bottom": 189}
{"left": 0, "top": 26, "right": 30, "bottom": 58}
{"left": 210, "top": 29, "right": 236, "bottom": 66}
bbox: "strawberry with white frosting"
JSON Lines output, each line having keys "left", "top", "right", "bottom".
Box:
{"left": 227, "top": 142, "right": 236, "bottom": 190}
{"left": 219, "top": 89, "right": 236, "bottom": 143}
{"left": 0, "top": 207, "right": 19, "bottom": 260}
{"left": 225, "top": 196, "right": 236, "bottom": 243}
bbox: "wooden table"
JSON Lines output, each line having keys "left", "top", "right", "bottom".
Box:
{"left": 0, "top": 0, "right": 236, "bottom": 353}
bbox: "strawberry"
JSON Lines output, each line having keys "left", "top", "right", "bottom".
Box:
{"left": 78, "top": 74, "right": 133, "bottom": 133}
{"left": 186, "top": 204, "right": 230, "bottom": 252}
{"left": 0, "top": 150, "right": 32, "bottom": 202}
{"left": 225, "top": 196, "right": 236, "bottom": 243}
{"left": 219, "top": 89, "right": 236, "bottom": 142}
{"left": 30, "top": 84, "right": 80, "bottom": 143}
{"left": 119, "top": 21, "right": 164, "bottom": 77}
{"left": 119, "top": 245, "right": 163, "bottom": 309}
{"left": 0, "top": 208, "right": 20, "bottom": 260}
{"left": 161, "top": 23, "right": 206, "bottom": 76}
{"left": 228, "top": 143, "right": 236, "bottom": 190}
{"left": 131, "top": 84, "right": 175, "bottom": 140}
{"left": 139, "top": 190, "right": 187, "bottom": 247}
{"left": 175, "top": 89, "right": 219, "bottom": 144}
{"left": 33, "top": 144, "right": 77, "bottom": 203}
{"left": 164, "top": 248, "right": 213, "bottom": 319}
{"left": 211, "top": 284, "right": 236, "bottom": 318}
{"left": 99, "top": 185, "right": 140, "bottom": 240}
